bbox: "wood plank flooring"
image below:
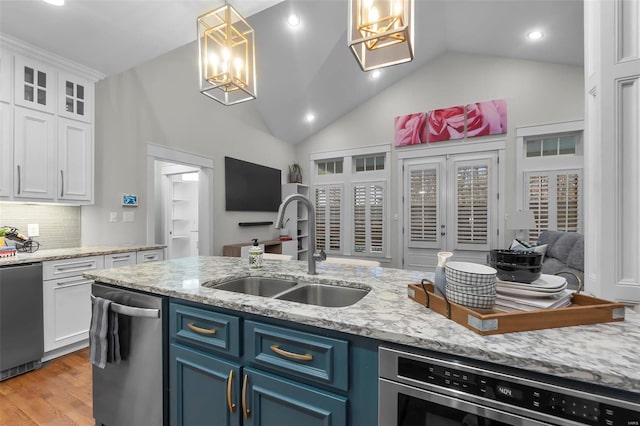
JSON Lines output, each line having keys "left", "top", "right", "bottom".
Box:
{"left": 0, "top": 349, "right": 93, "bottom": 426}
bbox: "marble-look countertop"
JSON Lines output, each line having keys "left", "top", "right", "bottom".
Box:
{"left": 84, "top": 256, "right": 640, "bottom": 394}
{"left": 0, "top": 244, "right": 166, "bottom": 266}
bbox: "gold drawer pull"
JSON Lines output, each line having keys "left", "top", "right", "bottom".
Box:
{"left": 242, "top": 374, "right": 250, "bottom": 419}
{"left": 226, "top": 370, "right": 236, "bottom": 413}
{"left": 270, "top": 344, "right": 313, "bottom": 361}
{"left": 187, "top": 322, "right": 216, "bottom": 335}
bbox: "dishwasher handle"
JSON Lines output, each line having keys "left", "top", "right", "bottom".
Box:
{"left": 91, "top": 295, "right": 160, "bottom": 318}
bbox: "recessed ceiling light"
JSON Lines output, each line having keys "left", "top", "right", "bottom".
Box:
{"left": 287, "top": 14, "right": 301, "bottom": 27}
{"left": 370, "top": 70, "right": 382, "bottom": 80}
{"left": 527, "top": 30, "right": 544, "bottom": 41}
{"left": 304, "top": 112, "right": 316, "bottom": 123}
{"left": 42, "top": 0, "right": 64, "bottom": 5}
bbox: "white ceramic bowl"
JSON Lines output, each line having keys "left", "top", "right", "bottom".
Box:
{"left": 446, "top": 287, "right": 496, "bottom": 309}
{"left": 446, "top": 280, "right": 496, "bottom": 295}
{"left": 445, "top": 262, "right": 497, "bottom": 286}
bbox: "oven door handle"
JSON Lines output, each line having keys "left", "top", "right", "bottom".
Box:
{"left": 91, "top": 295, "right": 160, "bottom": 318}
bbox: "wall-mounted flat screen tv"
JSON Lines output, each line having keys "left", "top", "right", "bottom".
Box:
{"left": 225, "top": 157, "right": 282, "bottom": 212}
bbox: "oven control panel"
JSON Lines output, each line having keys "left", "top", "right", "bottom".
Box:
{"left": 398, "top": 357, "right": 639, "bottom": 426}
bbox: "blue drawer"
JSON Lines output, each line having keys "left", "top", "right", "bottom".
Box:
{"left": 170, "top": 303, "right": 240, "bottom": 358}
{"left": 244, "top": 320, "right": 349, "bottom": 391}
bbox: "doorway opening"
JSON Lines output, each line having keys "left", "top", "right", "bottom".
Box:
{"left": 145, "top": 144, "right": 214, "bottom": 257}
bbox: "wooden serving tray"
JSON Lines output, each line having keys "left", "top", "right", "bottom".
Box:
{"left": 408, "top": 281, "right": 626, "bottom": 335}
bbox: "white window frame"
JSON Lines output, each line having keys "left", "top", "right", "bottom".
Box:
{"left": 515, "top": 120, "right": 584, "bottom": 239}
{"left": 310, "top": 144, "right": 391, "bottom": 259}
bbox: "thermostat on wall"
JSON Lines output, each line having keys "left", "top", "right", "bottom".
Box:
{"left": 122, "top": 194, "right": 138, "bottom": 206}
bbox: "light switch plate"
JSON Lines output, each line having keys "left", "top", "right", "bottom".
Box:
{"left": 109, "top": 212, "right": 118, "bottom": 222}
{"left": 27, "top": 223, "right": 39, "bottom": 237}
{"left": 123, "top": 211, "right": 135, "bottom": 222}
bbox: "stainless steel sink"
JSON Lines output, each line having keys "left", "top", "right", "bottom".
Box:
{"left": 274, "top": 284, "right": 369, "bottom": 307}
{"left": 212, "top": 277, "right": 298, "bottom": 297}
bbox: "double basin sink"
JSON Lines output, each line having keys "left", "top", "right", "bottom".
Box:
{"left": 205, "top": 277, "right": 370, "bottom": 308}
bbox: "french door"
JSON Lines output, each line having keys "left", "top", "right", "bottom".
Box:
{"left": 403, "top": 152, "right": 499, "bottom": 272}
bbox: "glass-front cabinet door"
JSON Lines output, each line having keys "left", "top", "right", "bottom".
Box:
{"left": 58, "top": 71, "right": 92, "bottom": 123}
{"left": 13, "top": 55, "right": 55, "bottom": 114}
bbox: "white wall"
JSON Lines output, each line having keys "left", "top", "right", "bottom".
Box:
{"left": 81, "top": 41, "right": 295, "bottom": 253}
{"left": 295, "top": 52, "right": 585, "bottom": 268}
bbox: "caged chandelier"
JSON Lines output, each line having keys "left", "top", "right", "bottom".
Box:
{"left": 197, "top": 2, "right": 256, "bottom": 106}
{"left": 348, "top": 0, "right": 414, "bottom": 71}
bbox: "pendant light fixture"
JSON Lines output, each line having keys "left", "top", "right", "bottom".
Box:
{"left": 348, "top": 0, "right": 414, "bottom": 71}
{"left": 197, "top": 2, "right": 256, "bottom": 106}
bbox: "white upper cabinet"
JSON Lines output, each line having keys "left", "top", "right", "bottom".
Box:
{"left": 58, "top": 71, "right": 92, "bottom": 123}
{"left": 13, "top": 106, "right": 56, "bottom": 199}
{"left": 14, "top": 55, "right": 56, "bottom": 114}
{"left": 0, "top": 103, "right": 12, "bottom": 197}
{"left": 0, "top": 50, "right": 12, "bottom": 103}
{"left": 58, "top": 117, "right": 93, "bottom": 202}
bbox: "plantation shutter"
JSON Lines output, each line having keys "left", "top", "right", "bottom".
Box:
{"left": 455, "top": 162, "right": 489, "bottom": 249}
{"left": 353, "top": 182, "right": 385, "bottom": 255}
{"left": 525, "top": 170, "right": 582, "bottom": 241}
{"left": 556, "top": 172, "right": 580, "bottom": 232}
{"left": 315, "top": 185, "right": 342, "bottom": 252}
{"left": 407, "top": 166, "right": 440, "bottom": 249}
{"left": 527, "top": 174, "right": 550, "bottom": 241}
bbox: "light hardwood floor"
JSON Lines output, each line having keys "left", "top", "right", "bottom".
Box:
{"left": 0, "top": 349, "right": 93, "bottom": 426}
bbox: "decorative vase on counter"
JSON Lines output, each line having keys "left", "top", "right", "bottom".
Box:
{"left": 434, "top": 251, "right": 453, "bottom": 296}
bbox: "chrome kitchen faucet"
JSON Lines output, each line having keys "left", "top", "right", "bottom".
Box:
{"left": 276, "top": 194, "right": 326, "bottom": 275}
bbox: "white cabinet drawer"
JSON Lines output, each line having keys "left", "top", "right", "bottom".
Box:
{"left": 104, "top": 252, "right": 136, "bottom": 268}
{"left": 137, "top": 249, "right": 164, "bottom": 264}
{"left": 43, "top": 255, "right": 104, "bottom": 280}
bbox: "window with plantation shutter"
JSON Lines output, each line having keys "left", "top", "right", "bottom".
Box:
{"left": 455, "top": 164, "right": 489, "bottom": 246}
{"left": 315, "top": 184, "right": 342, "bottom": 252}
{"left": 353, "top": 182, "right": 385, "bottom": 254}
{"left": 408, "top": 167, "right": 439, "bottom": 247}
{"left": 525, "top": 170, "right": 582, "bottom": 241}
{"left": 312, "top": 146, "right": 390, "bottom": 259}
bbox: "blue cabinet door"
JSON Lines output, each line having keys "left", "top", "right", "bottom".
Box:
{"left": 170, "top": 344, "right": 241, "bottom": 426}
{"left": 242, "top": 367, "right": 347, "bottom": 426}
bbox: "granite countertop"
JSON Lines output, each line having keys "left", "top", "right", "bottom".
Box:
{"left": 84, "top": 256, "right": 640, "bottom": 394}
{"left": 0, "top": 244, "right": 166, "bottom": 266}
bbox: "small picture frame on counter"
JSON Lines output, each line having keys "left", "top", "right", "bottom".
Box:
{"left": 122, "top": 194, "right": 138, "bottom": 207}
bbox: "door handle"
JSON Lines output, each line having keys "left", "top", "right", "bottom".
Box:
{"left": 187, "top": 322, "right": 216, "bottom": 335}
{"left": 242, "top": 374, "right": 250, "bottom": 419}
{"left": 441, "top": 232, "right": 446, "bottom": 236}
{"left": 60, "top": 170, "right": 64, "bottom": 197}
{"left": 226, "top": 370, "right": 236, "bottom": 413}
{"left": 16, "top": 165, "right": 21, "bottom": 194}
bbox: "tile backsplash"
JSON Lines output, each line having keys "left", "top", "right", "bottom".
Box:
{"left": 0, "top": 203, "right": 81, "bottom": 249}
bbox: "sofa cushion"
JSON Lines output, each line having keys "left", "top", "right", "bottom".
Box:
{"left": 548, "top": 233, "right": 582, "bottom": 264}
{"left": 566, "top": 237, "right": 584, "bottom": 271}
{"left": 537, "top": 231, "right": 564, "bottom": 251}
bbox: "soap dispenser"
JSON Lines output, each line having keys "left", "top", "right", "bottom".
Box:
{"left": 248, "top": 239, "right": 263, "bottom": 269}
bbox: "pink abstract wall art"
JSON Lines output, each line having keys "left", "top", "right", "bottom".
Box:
{"left": 466, "top": 100, "right": 507, "bottom": 137}
{"left": 427, "top": 106, "right": 465, "bottom": 142}
{"left": 394, "top": 113, "right": 427, "bottom": 146}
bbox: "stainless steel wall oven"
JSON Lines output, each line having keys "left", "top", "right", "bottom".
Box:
{"left": 379, "top": 346, "right": 639, "bottom": 426}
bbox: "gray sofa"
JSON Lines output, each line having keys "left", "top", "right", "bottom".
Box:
{"left": 536, "top": 230, "right": 584, "bottom": 291}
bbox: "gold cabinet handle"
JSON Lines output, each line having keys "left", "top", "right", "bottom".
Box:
{"left": 187, "top": 322, "right": 216, "bottom": 335}
{"left": 269, "top": 344, "right": 313, "bottom": 361}
{"left": 226, "top": 370, "right": 236, "bottom": 413}
{"left": 242, "top": 374, "right": 251, "bottom": 419}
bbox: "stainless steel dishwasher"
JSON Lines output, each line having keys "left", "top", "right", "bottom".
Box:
{"left": 0, "top": 262, "right": 44, "bottom": 381}
{"left": 91, "top": 282, "right": 168, "bottom": 426}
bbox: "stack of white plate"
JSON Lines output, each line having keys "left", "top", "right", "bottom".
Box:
{"left": 445, "top": 262, "right": 497, "bottom": 309}
{"left": 496, "top": 274, "right": 572, "bottom": 311}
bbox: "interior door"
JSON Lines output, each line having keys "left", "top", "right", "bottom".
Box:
{"left": 403, "top": 152, "right": 499, "bottom": 272}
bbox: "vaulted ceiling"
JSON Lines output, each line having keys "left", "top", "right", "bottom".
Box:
{"left": 0, "top": 0, "right": 584, "bottom": 144}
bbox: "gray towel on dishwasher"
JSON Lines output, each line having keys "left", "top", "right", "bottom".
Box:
{"left": 89, "top": 296, "right": 121, "bottom": 368}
